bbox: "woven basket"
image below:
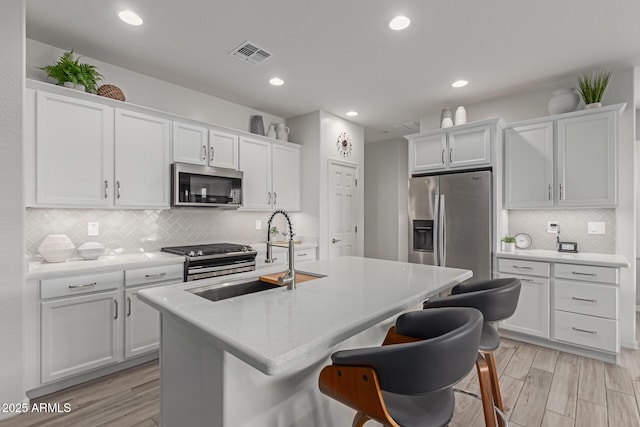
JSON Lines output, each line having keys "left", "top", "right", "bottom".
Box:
{"left": 97, "top": 84, "right": 126, "bottom": 101}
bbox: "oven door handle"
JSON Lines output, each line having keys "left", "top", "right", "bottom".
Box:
{"left": 188, "top": 260, "right": 256, "bottom": 275}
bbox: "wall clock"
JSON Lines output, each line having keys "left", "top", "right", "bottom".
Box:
{"left": 337, "top": 132, "right": 352, "bottom": 158}
{"left": 514, "top": 233, "right": 532, "bottom": 249}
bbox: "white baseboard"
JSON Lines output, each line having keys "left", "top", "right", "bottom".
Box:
{"left": 622, "top": 340, "right": 639, "bottom": 350}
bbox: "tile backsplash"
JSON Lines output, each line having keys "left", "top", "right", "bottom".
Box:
{"left": 26, "top": 208, "right": 301, "bottom": 258}
{"left": 507, "top": 209, "right": 616, "bottom": 254}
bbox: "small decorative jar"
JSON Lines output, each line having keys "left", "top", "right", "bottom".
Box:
{"left": 38, "top": 234, "right": 75, "bottom": 263}
{"left": 547, "top": 88, "right": 580, "bottom": 115}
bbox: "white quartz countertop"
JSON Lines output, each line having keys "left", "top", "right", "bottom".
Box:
{"left": 138, "top": 256, "right": 472, "bottom": 375}
{"left": 27, "top": 251, "right": 185, "bottom": 279}
{"left": 496, "top": 250, "right": 630, "bottom": 268}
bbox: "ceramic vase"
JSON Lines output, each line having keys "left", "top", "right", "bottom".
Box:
{"left": 275, "top": 123, "right": 290, "bottom": 141}
{"left": 547, "top": 88, "right": 579, "bottom": 115}
{"left": 454, "top": 106, "right": 467, "bottom": 126}
{"left": 77, "top": 242, "right": 105, "bottom": 260}
{"left": 63, "top": 81, "right": 86, "bottom": 92}
{"left": 38, "top": 234, "right": 75, "bottom": 263}
{"left": 250, "top": 115, "right": 265, "bottom": 136}
{"left": 440, "top": 109, "right": 453, "bottom": 128}
{"left": 266, "top": 124, "right": 276, "bottom": 139}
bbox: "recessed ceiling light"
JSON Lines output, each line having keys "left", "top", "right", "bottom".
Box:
{"left": 346, "top": 111, "right": 358, "bottom": 117}
{"left": 389, "top": 16, "right": 411, "bottom": 31}
{"left": 118, "top": 10, "right": 143, "bottom": 26}
{"left": 269, "top": 77, "right": 284, "bottom": 86}
{"left": 451, "top": 80, "right": 469, "bottom": 88}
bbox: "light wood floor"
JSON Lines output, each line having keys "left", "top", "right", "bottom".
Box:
{"left": 4, "top": 318, "right": 640, "bottom": 427}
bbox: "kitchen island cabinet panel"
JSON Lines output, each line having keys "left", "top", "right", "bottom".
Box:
{"left": 36, "top": 91, "right": 114, "bottom": 207}
{"left": 114, "top": 109, "right": 171, "bottom": 208}
{"left": 41, "top": 290, "right": 121, "bottom": 383}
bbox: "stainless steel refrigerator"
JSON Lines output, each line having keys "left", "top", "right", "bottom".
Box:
{"left": 408, "top": 169, "right": 493, "bottom": 280}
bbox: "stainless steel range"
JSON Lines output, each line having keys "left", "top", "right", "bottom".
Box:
{"left": 161, "top": 243, "right": 257, "bottom": 281}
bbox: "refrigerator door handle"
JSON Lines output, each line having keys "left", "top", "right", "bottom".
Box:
{"left": 439, "top": 194, "right": 446, "bottom": 267}
{"left": 433, "top": 193, "right": 440, "bottom": 266}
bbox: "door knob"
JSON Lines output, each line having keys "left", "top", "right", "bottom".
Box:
{"left": 332, "top": 239, "right": 341, "bottom": 244}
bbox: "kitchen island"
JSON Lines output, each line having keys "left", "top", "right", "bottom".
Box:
{"left": 138, "top": 256, "right": 472, "bottom": 427}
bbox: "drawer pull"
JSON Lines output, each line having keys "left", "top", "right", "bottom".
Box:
{"left": 571, "top": 296, "right": 598, "bottom": 303}
{"left": 572, "top": 271, "right": 597, "bottom": 277}
{"left": 68, "top": 282, "right": 97, "bottom": 289}
{"left": 296, "top": 253, "right": 307, "bottom": 257}
{"left": 513, "top": 265, "right": 533, "bottom": 270}
{"left": 572, "top": 326, "right": 597, "bottom": 335}
{"left": 521, "top": 278, "right": 535, "bottom": 283}
{"left": 145, "top": 273, "right": 167, "bottom": 279}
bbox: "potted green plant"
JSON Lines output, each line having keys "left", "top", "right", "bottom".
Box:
{"left": 575, "top": 70, "right": 612, "bottom": 109}
{"left": 501, "top": 236, "right": 516, "bottom": 252}
{"left": 40, "top": 50, "right": 103, "bottom": 93}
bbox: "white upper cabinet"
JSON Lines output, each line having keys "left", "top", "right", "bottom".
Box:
{"left": 240, "top": 137, "right": 272, "bottom": 210}
{"left": 172, "top": 123, "right": 239, "bottom": 170}
{"left": 557, "top": 111, "right": 617, "bottom": 206}
{"left": 115, "top": 109, "right": 171, "bottom": 208}
{"left": 36, "top": 91, "right": 114, "bottom": 207}
{"left": 239, "top": 137, "right": 301, "bottom": 211}
{"left": 504, "top": 122, "right": 554, "bottom": 208}
{"left": 271, "top": 143, "right": 301, "bottom": 211}
{"left": 172, "top": 122, "right": 209, "bottom": 165}
{"left": 407, "top": 120, "right": 497, "bottom": 174}
{"left": 209, "top": 129, "right": 239, "bottom": 170}
{"left": 504, "top": 105, "right": 622, "bottom": 209}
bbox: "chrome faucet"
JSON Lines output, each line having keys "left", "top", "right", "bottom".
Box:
{"left": 265, "top": 209, "right": 296, "bottom": 290}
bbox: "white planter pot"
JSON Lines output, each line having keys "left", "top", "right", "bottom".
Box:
{"left": 585, "top": 102, "right": 602, "bottom": 109}
{"left": 502, "top": 242, "right": 515, "bottom": 252}
{"left": 63, "top": 81, "right": 86, "bottom": 92}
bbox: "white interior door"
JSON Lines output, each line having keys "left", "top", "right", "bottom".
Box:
{"left": 328, "top": 161, "right": 358, "bottom": 258}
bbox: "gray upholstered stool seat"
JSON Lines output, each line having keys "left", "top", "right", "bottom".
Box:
{"left": 423, "top": 277, "right": 521, "bottom": 427}
{"left": 319, "top": 307, "right": 484, "bottom": 427}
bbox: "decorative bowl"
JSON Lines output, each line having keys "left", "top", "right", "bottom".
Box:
{"left": 38, "top": 234, "right": 75, "bottom": 263}
{"left": 77, "top": 242, "right": 106, "bottom": 260}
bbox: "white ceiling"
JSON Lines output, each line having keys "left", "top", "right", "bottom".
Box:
{"left": 26, "top": 0, "right": 640, "bottom": 142}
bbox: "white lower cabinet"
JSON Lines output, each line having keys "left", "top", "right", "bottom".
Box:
{"left": 41, "top": 290, "right": 121, "bottom": 383}
{"left": 498, "top": 256, "right": 621, "bottom": 357}
{"left": 499, "top": 273, "right": 550, "bottom": 338}
{"left": 125, "top": 285, "right": 161, "bottom": 358}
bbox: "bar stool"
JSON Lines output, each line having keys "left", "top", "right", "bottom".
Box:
{"left": 423, "top": 278, "right": 521, "bottom": 427}
{"left": 318, "top": 307, "right": 483, "bottom": 427}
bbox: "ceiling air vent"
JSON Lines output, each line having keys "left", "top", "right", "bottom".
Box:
{"left": 229, "top": 41, "right": 272, "bottom": 65}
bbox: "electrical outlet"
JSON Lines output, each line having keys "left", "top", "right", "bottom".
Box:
{"left": 255, "top": 220, "right": 262, "bottom": 230}
{"left": 88, "top": 222, "right": 99, "bottom": 237}
{"left": 547, "top": 221, "right": 558, "bottom": 234}
{"left": 588, "top": 221, "right": 605, "bottom": 235}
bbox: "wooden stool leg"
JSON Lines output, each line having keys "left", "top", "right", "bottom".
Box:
{"left": 352, "top": 411, "right": 371, "bottom": 427}
{"left": 482, "top": 351, "right": 505, "bottom": 427}
{"left": 475, "top": 354, "right": 497, "bottom": 427}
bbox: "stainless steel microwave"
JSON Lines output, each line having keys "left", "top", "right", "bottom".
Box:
{"left": 171, "top": 163, "right": 243, "bottom": 208}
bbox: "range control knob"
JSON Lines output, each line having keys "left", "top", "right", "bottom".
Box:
{"left": 188, "top": 251, "right": 196, "bottom": 257}
{"left": 197, "top": 250, "right": 204, "bottom": 256}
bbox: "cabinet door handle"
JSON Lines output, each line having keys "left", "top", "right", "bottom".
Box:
{"left": 116, "top": 181, "right": 121, "bottom": 199}
{"left": 267, "top": 192, "right": 272, "bottom": 205}
{"left": 202, "top": 145, "right": 207, "bottom": 162}
{"left": 449, "top": 148, "right": 453, "bottom": 163}
{"left": 572, "top": 296, "right": 598, "bottom": 303}
{"left": 68, "top": 282, "right": 97, "bottom": 289}
{"left": 512, "top": 265, "right": 533, "bottom": 270}
{"left": 114, "top": 300, "right": 118, "bottom": 320}
{"left": 332, "top": 238, "right": 341, "bottom": 244}
{"left": 273, "top": 192, "right": 277, "bottom": 206}
{"left": 572, "top": 326, "right": 597, "bottom": 335}
{"left": 560, "top": 183, "right": 564, "bottom": 200}
{"left": 210, "top": 147, "right": 215, "bottom": 163}
{"left": 127, "top": 297, "right": 132, "bottom": 317}
{"left": 520, "top": 278, "right": 538, "bottom": 284}
{"left": 548, "top": 183, "right": 552, "bottom": 201}
{"left": 145, "top": 272, "right": 167, "bottom": 279}
{"left": 441, "top": 149, "right": 445, "bottom": 164}
{"left": 104, "top": 180, "right": 109, "bottom": 199}
{"left": 572, "top": 271, "right": 597, "bottom": 277}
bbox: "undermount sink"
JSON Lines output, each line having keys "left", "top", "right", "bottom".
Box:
{"left": 188, "top": 277, "right": 280, "bottom": 302}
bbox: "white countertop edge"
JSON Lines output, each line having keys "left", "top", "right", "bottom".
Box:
{"left": 26, "top": 252, "right": 185, "bottom": 279}
{"left": 496, "top": 250, "right": 630, "bottom": 268}
{"left": 139, "top": 259, "right": 472, "bottom": 376}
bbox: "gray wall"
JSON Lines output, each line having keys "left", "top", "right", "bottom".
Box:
{"left": 364, "top": 138, "right": 408, "bottom": 261}
{"left": 0, "top": 0, "right": 25, "bottom": 416}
